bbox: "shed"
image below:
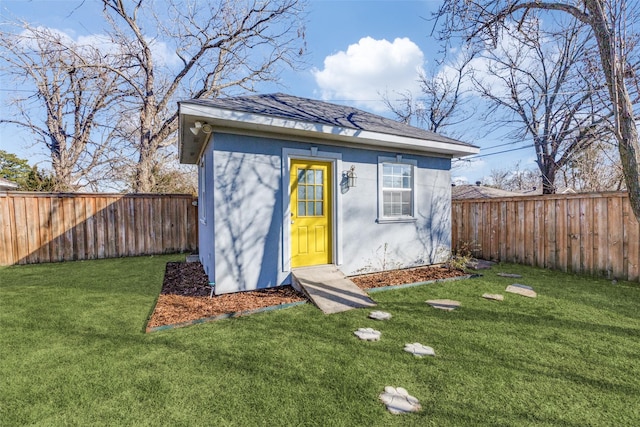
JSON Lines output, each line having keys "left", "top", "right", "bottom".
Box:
{"left": 178, "top": 93, "right": 479, "bottom": 294}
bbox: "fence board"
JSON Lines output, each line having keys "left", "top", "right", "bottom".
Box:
{"left": 0, "top": 193, "right": 198, "bottom": 266}
{"left": 0, "top": 196, "right": 11, "bottom": 265}
{"left": 579, "top": 197, "right": 593, "bottom": 276}
{"left": 490, "top": 202, "right": 499, "bottom": 261}
{"left": 85, "top": 197, "right": 96, "bottom": 260}
{"left": 452, "top": 192, "right": 639, "bottom": 283}
{"left": 624, "top": 197, "right": 640, "bottom": 281}
{"left": 567, "top": 198, "right": 581, "bottom": 273}
{"left": 37, "top": 197, "right": 51, "bottom": 263}
{"left": 608, "top": 197, "right": 624, "bottom": 279}
{"left": 534, "top": 200, "right": 545, "bottom": 268}
{"left": 25, "top": 197, "right": 40, "bottom": 263}
{"left": 595, "top": 198, "right": 609, "bottom": 276}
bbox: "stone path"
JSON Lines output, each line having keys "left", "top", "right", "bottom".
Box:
{"left": 379, "top": 386, "right": 421, "bottom": 414}
{"left": 506, "top": 283, "right": 537, "bottom": 298}
{"left": 368, "top": 310, "right": 392, "bottom": 320}
{"left": 497, "top": 272, "right": 523, "bottom": 278}
{"left": 426, "top": 299, "right": 461, "bottom": 311}
{"left": 404, "top": 343, "right": 435, "bottom": 357}
{"left": 354, "top": 327, "right": 381, "bottom": 341}
{"left": 356, "top": 266, "right": 538, "bottom": 414}
{"left": 482, "top": 293, "right": 504, "bottom": 301}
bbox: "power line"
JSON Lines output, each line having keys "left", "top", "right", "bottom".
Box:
{"left": 454, "top": 144, "right": 535, "bottom": 161}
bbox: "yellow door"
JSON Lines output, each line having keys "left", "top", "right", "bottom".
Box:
{"left": 290, "top": 159, "right": 332, "bottom": 267}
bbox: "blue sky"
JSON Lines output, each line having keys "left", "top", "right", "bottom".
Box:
{"left": 0, "top": 0, "right": 535, "bottom": 184}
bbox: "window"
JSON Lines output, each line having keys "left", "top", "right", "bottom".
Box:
{"left": 297, "top": 168, "right": 324, "bottom": 216}
{"left": 378, "top": 156, "right": 416, "bottom": 221}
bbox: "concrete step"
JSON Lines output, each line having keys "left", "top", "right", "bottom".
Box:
{"left": 292, "top": 265, "right": 376, "bottom": 314}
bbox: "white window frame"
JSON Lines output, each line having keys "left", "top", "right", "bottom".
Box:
{"left": 199, "top": 154, "right": 206, "bottom": 224}
{"left": 377, "top": 155, "right": 417, "bottom": 223}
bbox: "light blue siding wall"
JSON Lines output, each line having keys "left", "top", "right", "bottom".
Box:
{"left": 198, "top": 139, "right": 216, "bottom": 281}
{"left": 337, "top": 150, "right": 451, "bottom": 275}
{"left": 200, "top": 132, "right": 452, "bottom": 294}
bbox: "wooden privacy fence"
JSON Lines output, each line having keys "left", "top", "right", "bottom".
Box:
{"left": 452, "top": 191, "right": 640, "bottom": 283}
{"left": 0, "top": 192, "right": 198, "bottom": 266}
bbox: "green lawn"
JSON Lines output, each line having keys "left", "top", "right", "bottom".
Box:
{"left": 1, "top": 255, "right": 639, "bottom": 426}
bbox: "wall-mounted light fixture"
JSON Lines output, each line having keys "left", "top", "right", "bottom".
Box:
{"left": 190, "top": 121, "right": 213, "bottom": 136}
{"left": 345, "top": 165, "right": 357, "bottom": 188}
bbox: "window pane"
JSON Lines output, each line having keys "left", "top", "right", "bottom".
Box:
{"left": 298, "top": 169, "right": 306, "bottom": 184}
{"left": 316, "top": 202, "right": 323, "bottom": 216}
{"left": 307, "top": 202, "right": 315, "bottom": 216}
{"left": 298, "top": 185, "right": 306, "bottom": 200}
{"left": 381, "top": 163, "right": 413, "bottom": 218}
{"left": 315, "top": 170, "right": 323, "bottom": 184}
{"left": 403, "top": 192, "right": 412, "bottom": 215}
{"left": 305, "top": 170, "right": 314, "bottom": 184}
{"left": 298, "top": 201, "right": 306, "bottom": 216}
{"left": 315, "top": 185, "right": 323, "bottom": 200}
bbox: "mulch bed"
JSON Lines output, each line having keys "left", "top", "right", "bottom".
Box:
{"left": 147, "top": 261, "right": 467, "bottom": 329}
{"left": 350, "top": 266, "right": 468, "bottom": 289}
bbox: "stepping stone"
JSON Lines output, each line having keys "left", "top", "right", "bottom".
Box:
{"left": 505, "top": 284, "right": 537, "bottom": 298}
{"left": 379, "top": 386, "right": 421, "bottom": 414}
{"left": 426, "top": 299, "right": 461, "bottom": 311}
{"left": 497, "top": 273, "right": 522, "bottom": 278}
{"left": 470, "top": 259, "right": 495, "bottom": 270}
{"left": 404, "top": 343, "right": 435, "bottom": 357}
{"left": 354, "top": 328, "right": 381, "bottom": 341}
{"left": 482, "top": 293, "right": 504, "bottom": 301}
{"left": 368, "top": 310, "right": 392, "bottom": 320}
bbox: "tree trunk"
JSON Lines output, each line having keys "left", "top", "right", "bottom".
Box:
{"left": 133, "top": 148, "right": 155, "bottom": 193}
{"left": 585, "top": 0, "right": 640, "bottom": 221}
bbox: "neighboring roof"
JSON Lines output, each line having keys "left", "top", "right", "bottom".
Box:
{"left": 521, "top": 186, "right": 577, "bottom": 195}
{"left": 0, "top": 177, "right": 19, "bottom": 191}
{"left": 452, "top": 185, "right": 523, "bottom": 200}
{"left": 178, "top": 93, "right": 479, "bottom": 164}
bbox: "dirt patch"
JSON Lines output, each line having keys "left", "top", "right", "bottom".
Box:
{"left": 147, "top": 261, "right": 467, "bottom": 329}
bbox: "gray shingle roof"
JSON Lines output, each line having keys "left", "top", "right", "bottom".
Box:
{"left": 183, "top": 93, "right": 476, "bottom": 149}
{"left": 0, "top": 177, "right": 19, "bottom": 190}
{"left": 452, "top": 185, "right": 523, "bottom": 200}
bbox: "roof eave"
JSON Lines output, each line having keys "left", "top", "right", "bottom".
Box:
{"left": 178, "top": 102, "right": 479, "bottom": 164}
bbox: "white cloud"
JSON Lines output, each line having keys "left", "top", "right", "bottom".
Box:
{"left": 312, "top": 37, "right": 425, "bottom": 112}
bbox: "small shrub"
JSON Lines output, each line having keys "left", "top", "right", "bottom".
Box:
{"left": 444, "top": 241, "right": 479, "bottom": 272}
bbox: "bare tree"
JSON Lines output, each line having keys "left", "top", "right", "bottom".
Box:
{"left": 473, "top": 17, "right": 610, "bottom": 193}
{"left": 99, "top": 0, "right": 307, "bottom": 192}
{"left": 0, "top": 24, "right": 125, "bottom": 191}
{"left": 487, "top": 161, "right": 541, "bottom": 192}
{"left": 383, "top": 47, "right": 477, "bottom": 137}
{"left": 557, "top": 139, "right": 625, "bottom": 191}
{"left": 436, "top": 0, "right": 640, "bottom": 221}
